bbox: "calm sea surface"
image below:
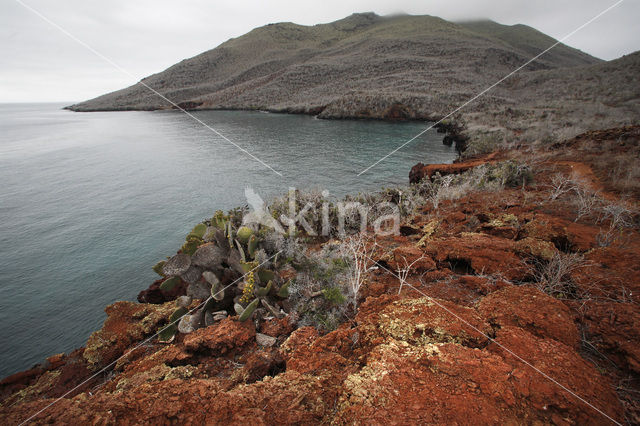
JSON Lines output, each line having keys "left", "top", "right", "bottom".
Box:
{"left": 0, "top": 103, "right": 455, "bottom": 377}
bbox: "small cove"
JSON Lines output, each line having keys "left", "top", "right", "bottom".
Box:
{"left": 0, "top": 103, "right": 456, "bottom": 377}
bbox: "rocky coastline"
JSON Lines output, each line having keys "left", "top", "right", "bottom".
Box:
{"left": 63, "top": 12, "right": 640, "bottom": 159}
{"left": 2, "top": 126, "right": 639, "bottom": 424}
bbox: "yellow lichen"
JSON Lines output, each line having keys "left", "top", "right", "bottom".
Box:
{"left": 515, "top": 237, "right": 558, "bottom": 261}
{"left": 374, "top": 298, "right": 476, "bottom": 347}
{"left": 416, "top": 219, "right": 441, "bottom": 247}
{"left": 10, "top": 370, "right": 61, "bottom": 403}
{"left": 164, "top": 365, "right": 195, "bottom": 381}
{"left": 487, "top": 213, "right": 519, "bottom": 228}
{"left": 83, "top": 302, "right": 175, "bottom": 368}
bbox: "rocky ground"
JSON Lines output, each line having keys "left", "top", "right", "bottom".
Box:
{"left": 1, "top": 126, "right": 638, "bottom": 424}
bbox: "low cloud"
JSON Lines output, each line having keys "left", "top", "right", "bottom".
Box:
{"left": 1, "top": 0, "right": 638, "bottom": 102}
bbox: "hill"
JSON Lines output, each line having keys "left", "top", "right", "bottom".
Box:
{"left": 67, "top": 13, "right": 639, "bottom": 152}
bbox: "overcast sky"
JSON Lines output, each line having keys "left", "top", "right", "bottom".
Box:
{"left": 1, "top": 0, "right": 638, "bottom": 102}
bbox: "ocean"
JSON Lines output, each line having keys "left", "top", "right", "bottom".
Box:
{"left": 0, "top": 103, "right": 455, "bottom": 377}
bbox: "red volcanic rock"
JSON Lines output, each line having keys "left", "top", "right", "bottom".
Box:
{"left": 409, "top": 153, "right": 498, "bottom": 184}
{"left": 1, "top": 371, "right": 341, "bottom": 424}
{"left": 0, "top": 348, "right": 94, "bottom": 406}
{"left": 489, "top": 326, "right": 623, "bottom": 425}
{"left": 1, "top": 293, "right": 626, "bottom": 425}
{"left": 333, "top": 339, "right": 515, "bottom": 424}
{"left": 83, "top": 301, "right": 175, "bottom": 370}
{"left": 388, "top": 245, "right": 436, "bottom": 272}
{"left": 261, "top": 316, "right": 295, "bottom": 338}
{"left": 423, "top": 233, "right": 528, "bottom": 280}
{"left": 571, "top": 247, "right": 640, "bottom": 302}
{"left": 455, "top": 274, "right": 510, "bottom": 295}
{"left": 347, "top": 331, "right": 620, "bottom": 424}
{"left": 519, "top": 213, "right": 599, "bottom": 252}
{"left": 284, "top": 326, "right": 358, "bottom": 376}
{"left": 514, "top": 237, "right": 558, "bottom": 261}
{"left": 410, "top": 162, "right": 476, "bottom": 184}
{"left": 578, "top": 300, "right": 640, "bottom": 374}
{"left": 419, "top": 275, "right": 511, "bottom": 306}
{"left": 477, "top": 285, "right": 580, "bottom": 348}
{"left": 280, "top": 326, "right": 319, "bottom": 357}
{"left": 356, "top": 294, "right": 493, "bottom": 349}
{"left": 183, "top": 317, "right": 256, "bottom": 355}
{"left": 235, "top": 348, "right": 285, "bottom": 384}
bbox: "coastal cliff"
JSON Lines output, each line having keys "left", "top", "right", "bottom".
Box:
{"left": 2, "top": 126, "right": 639, "bottom": 424}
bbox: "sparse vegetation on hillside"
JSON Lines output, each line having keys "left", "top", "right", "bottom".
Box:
{"left": 66, "top": 13, "right": 639, "bottom": 156}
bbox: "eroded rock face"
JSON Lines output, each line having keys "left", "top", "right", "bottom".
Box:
{"left": 83, "top": 301, "right": 176, "bottom": 370}
{"left": 423, "top": 233, "right": 528, "bottom": 280}
{"left": 183, "top": 317, "right": 255, "bottom": 355}
{"left": 388, "top": 245, "right": 437, "bottom": 272}
{"left": 489, "top": 326, "right": 622, "bottom": 425}
{"left": 578, "top": 300, "right": 640, "bottom": 374}
{"left": 519, "top": 213, "right": 599, "bottom": 253}
{"left": 334, "top": 339, "right": 514, "bottom": 423}
{"left": 477, "top": 285, "right": 580, "bottom": 348}
{"left": 333, "top": 296, "right": 622, "bottom": 425}
{"left": 357, "top": 295, "right": 492, "bottom": 349}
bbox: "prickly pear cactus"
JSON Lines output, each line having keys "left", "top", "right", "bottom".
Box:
{"left": 210, "top": 210, "right": 228, "bottom": 229}
{"left": 158, "top": 307, "right": 188, "bottom": 342}
{"left": 180, "top": 238, "right": 200, "bottom": 256}
{"left": 236, "top": 226, "right": 253, "bottom": 244}
{"left": 160, "top": 276, "right": 181, "bottom": 291}
{"left": 247, "top": 234, "right": 258, "bottom": 259}
{"left": 152, "top": 260, "right": 166, "bottom": 277}
{"left": 149, "top": 211, "right": 292, "bottom": 343}
{"left": 238, "top": 298, "right": 259, "bottom": 322}
{"left": 187, "top": 223, "right": 207, "bottom": 240}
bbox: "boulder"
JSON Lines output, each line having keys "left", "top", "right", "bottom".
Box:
{"left": 256, "top": 333, "right": 277, "bottom": 347}
{"left": 477, "top": 285, "right": 580, "bottom": 348}
{"left": 183, "top": 317, "right": 256, "bottom": 355}
{"left": 423, "top": 233, "right": 528, "bottom": 280}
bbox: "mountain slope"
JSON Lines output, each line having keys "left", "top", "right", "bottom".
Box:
{"left": 67, "top": 13, "right": 639, "bottom": 149}
{"left": 457, "top": 20, "right": 598, "bottom": 67}
{"left": 67, "top": 13, "right": 599, "bottom": 113}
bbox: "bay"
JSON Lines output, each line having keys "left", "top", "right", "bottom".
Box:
{"left": 0, "top": 103, "right": 455, "bottom": 377}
